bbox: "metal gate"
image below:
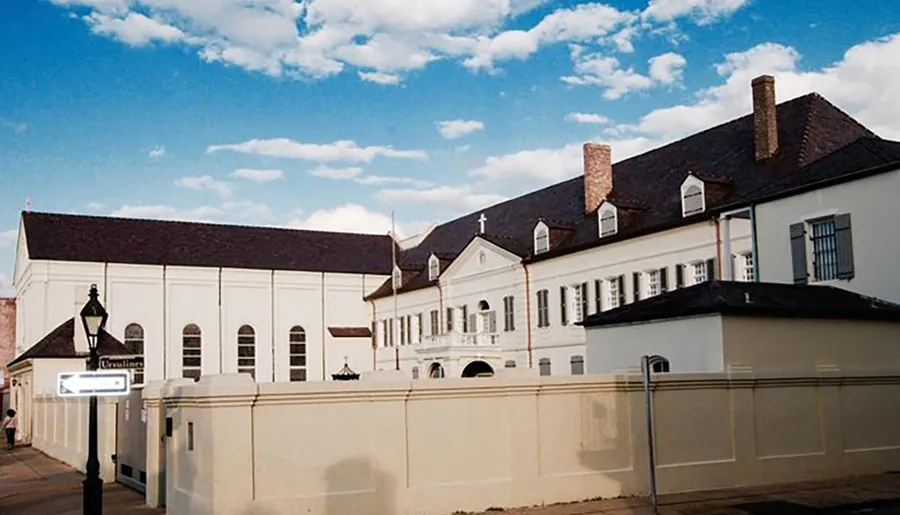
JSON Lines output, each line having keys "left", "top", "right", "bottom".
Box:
{"left": 115, "top": 388, "right": 147, "bottom": 493}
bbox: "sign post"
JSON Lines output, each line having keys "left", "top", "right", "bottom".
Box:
{"left": 57, "top": 371, "right": 131, "bottom": 398}
{"left": 99, "top": 355, "right": 144, "bottom": 370}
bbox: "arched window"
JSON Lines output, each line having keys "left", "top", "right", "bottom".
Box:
{"left": 428, "top": 255, "right": 440, "bottom": 281}
{"left": 682, "top": 184, "right": 704, "bottom": 216}
{"left": 599, "top": 206, "right": 617, "bottom": 237}
{"left": 182, "top": 324, "right": 202, "bottom": 381}
{"left": 534, "top": 224, "right": 549, "bottom": 254}
{"left": 539, "top": 357, "right": 551, "bottom": 376}
{"left": 428, "top": 363, "right": 445, "bottom": 379}
{"left": 237, "top": 325, "right": 256, "bottom": 379}
{"left": 124, "top": 323, "right": 145, "bottom": 386}
{"left": 289, "top": 326, "right": 307, "bottom": 382}
{"left": 570, "top": 355, "right": 585, "bottom": 375}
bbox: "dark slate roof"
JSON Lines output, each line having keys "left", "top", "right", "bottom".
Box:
{"left": 368, "top": 92, "right": 889, "bottom": 300}
{"left": 578, "top": 281, "right": 900, "bottom": 328}
{"left": 327, "top": 327, "right": 373, "bottom": 338}
{"left": 8, "top": 318, "right": 130, "bottom": 367}
{"left": 22, "top": 212, "right": 395, "bottom": 276}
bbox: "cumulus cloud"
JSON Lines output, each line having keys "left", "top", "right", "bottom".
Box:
{"left": 0, "top": 229, "right": 16, "bottom": 248}
{"left": 565, "top": 112, "right": 610, "bottom": 124}
{"left": 309, "top": 165, "right": 364, "bottom": 179}
{"left": 148, "top": 145, "right": 166, "bottom": 159}
{"left": 437, "top": 119, "right": 485, "bottom": 140}
{"left": 376, "top": 185, "right": 508, "bottom": 214}
{"left": 471, "top": 143, "right": 584, "bottom": 185}
{"left": 207, "top": 138, "right": 428, "bottom": 163}
{"left": 287, "top": 203, "right": 428, "bottom": 237}
{"left": 562, "top": 46, "right": 687, "bottom": 99}
{"left": 174, "top": 175, "right": 233, "bottom": 198}
{"left": 47, "top": 0, "right": 745, "bottom": 86}
{"left": 110, "top": 204, "right": 224, "bottom": 221}
{"left": 232, "top": 168, "right": 284, "bottom": 182}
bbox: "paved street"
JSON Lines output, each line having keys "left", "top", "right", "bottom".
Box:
{"left": 0, "top": 446, "right": 162, "bottom": 515}
{"left": 2, "top": 445, "right": 899, "bottom": 515}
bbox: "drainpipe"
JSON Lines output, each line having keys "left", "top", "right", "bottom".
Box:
{"left": 523, "top": 263, "right": 533, "bottom": 368}
{"left": 368, "top": 297, "right": 376, "bottom": 370}
{"left": 270, "top": 270, "right": 275, "bottom": 382}
{"left": 321, "top": 272, "right": 326, "bottom": 380}
{"left": 218, "top": 267, "right": 223, "bottom": 375}
{"left": 712, "top": 218, "right": 722, "bottom": 280}
{"left": 162, "top": 265, "right": 167, "bottom": 380}
{"left": 749, "top": 205, "right": 760, "bottom": 281}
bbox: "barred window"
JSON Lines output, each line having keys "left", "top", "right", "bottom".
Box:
{"left": 289, "top": 325, "right": 307, "bottom": 382}
{"left": 182, "top": 324, "right": 202, "bottom": 381}
{"left": 237, "top": 325, "right": 255, "bottom": 379}
{"left": 123, "top": 323, "right": 144, "bottom": 386}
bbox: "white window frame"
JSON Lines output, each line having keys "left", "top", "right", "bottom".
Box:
{"left": 428, "top": 254, "right": 440, "bottom": 281}
{"left": 740, "top": 252, "right": 754, "bottom": 282}
{"left": 606, "top": 277, "right": 621, "bottom": 309}
{"left": 691, "top": 261, "right": 707, "bottom": 284}
{"left": 598, "top": 203, "right": 618, "bottom": 238}
{"left": 680, "top": 174, "right": 706, "bottom": 217}
{"left": 533, "top": 221, "right": 550, "bottom": 254}
{"left": 646, "top": 269, "right": 660, "bottom": 297}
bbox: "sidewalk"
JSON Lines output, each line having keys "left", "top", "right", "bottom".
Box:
{"left": 477, "top": 473, "right": 900, "bottom": 515}
{"left": 0, "top": 446, "right": 163, "bottom": 515}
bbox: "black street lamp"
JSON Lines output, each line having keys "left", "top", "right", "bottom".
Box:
{"left": 80, "top": 284, "right": 108, "bottom": 515}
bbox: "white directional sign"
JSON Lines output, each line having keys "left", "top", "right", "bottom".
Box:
{"left": 57, "top": 371, "right": 131, "bottom": 398}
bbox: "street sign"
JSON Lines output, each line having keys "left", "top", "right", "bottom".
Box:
{"left": 57, "top": 371, "right": 131, "bottom": 398}
{"left": 99, "top": 355, "right": 144, "bottom": 370}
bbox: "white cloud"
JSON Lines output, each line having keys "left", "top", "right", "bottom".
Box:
{"left": 86, "top": 202, "right": 105, "bottom": 211}
{"left": 221, "top": 200, "right": 274, "bottom": 219}
{"left": 48, "top": 0, "right": 742, "bottom": 85}
{"left": 287, "top": 203, "right": 421, "bottom": 237}
{"left": 358, "top": 71, "right": 402, "bottom": 85}
{"left": 207, "top": 138, "right": 428, "bottom": 163}
{"left": 232, "top": 168, "right": 284, "bottom": 182}
{"left": 471, "top": 143, "right": 583, "bottom": 185}
{"left": 0, "top": 229, "right": 16, "bottom": 248}
{"left": 562, "top": 46, "right": 687, "bottom": 99}
{"left": 0, "top": 118, "right": 27, "bottom": 134}
{"left": 148, "top": 145, "right": 166, "bottom": 159}
{"left": 174, "top": 175, "right": 234, "bottom": 198}
{"left": 376, "top": 185, "right": 507, "bottom": 213}
{"left": 565, "top": 112, "right": 610, "bottom": 124}
{"left": 0, "top": 273, "right": 11, "bottom": 297}
{"left": 85, "top": 12, "right": 185, "bottom": 46}
{"left": 110, "top": 204, "right": 223, "bottom": 221}
{"left": 355, "top": 175, "right": 433, "bottom": 187}
{"left": 437, "top": 119, "right": 484, "bottom": 139}
{"left": 310, "top": 165, "right": 363, "bottom": 179}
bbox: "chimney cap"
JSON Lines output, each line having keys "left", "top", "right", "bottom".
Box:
{"left": 751, "top": 74, "right": 775, "bottom": 86}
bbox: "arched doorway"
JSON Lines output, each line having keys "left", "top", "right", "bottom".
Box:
{"left": 428, "top": 363, "right": 445, "bottom": 378}
{"left": 461, "top": 360, "right": 494, "bottom": 378}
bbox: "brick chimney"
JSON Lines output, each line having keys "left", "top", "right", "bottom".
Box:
{"left": 583, "top": 142, "right": 612, "bottom": 214}
{"left": 752, "top": 74, "right": 778, "bottom": 162}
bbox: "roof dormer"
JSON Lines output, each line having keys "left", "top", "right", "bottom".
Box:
{"left": 680, "top": 174, "right": 706, "bottom": 217}
{"left": 533, "top": 221, "right": 549, "bottom": 255}
{"left": 428, "top": 254, "right": 440, "bottom": 281}
{"left": 598, "top": 202, "right": 618, "bottom": 238}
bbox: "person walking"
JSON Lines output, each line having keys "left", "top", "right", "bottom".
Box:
{"left": 1, "top": 409, "right": 17, "bottom": 450}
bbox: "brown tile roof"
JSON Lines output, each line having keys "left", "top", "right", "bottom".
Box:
{"left": 22, "top": 212, "right": 395, "bottom": 276}
{"left": 8, "top": 318, "right": 130, "bottom": 367}
{"left": 367, "top": 92, "right": 891, "bottom": 300}
{"left": 578, "top": 281, "right": 900, "bottom": 327}
{"left": 327, "top": 326, "right": 373, "bottom": 338}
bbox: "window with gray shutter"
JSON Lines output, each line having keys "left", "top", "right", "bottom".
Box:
{"left": 560, "top": 286, "right": 568, "bottom": 325}
{"left": 705, "top": 258, "right": 716, "bottom": 281}
{"left": 789, "top": 222, "right": 808, "bottom": 284}
{"left": 632, "top": 272, "right": 641, "bottom": 302}
{"left": 682, "top": 185, "right": 704, "bottom": 215}
{"left": 659, "top": 267, "right": 668, "bottom": 292}
{"left": 539, "top": 358, "right": 551, "bottom": 376}
{"left": 580, "top": 282, "right": 589, "bottom": 318}
{"left": 616, "top": 275, "right": 626, "bottom": 307}
{"left": 675, "top": 264, "right": 684, "bottom": 288}
{"left": 570, "top": 355, "right": 585, "bottom": 375}
{"left": 834, "top": 213, "right": 855, "bottom": 280}
{"left": 594, "top": 279, "right": 602, "bottom": 313}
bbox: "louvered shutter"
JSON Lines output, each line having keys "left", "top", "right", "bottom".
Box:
{"left": 468, "top": 314, "right": 476, "bottom": 334}
{"left": 789, "top": 222, "right": 808, "bottom": 284}
{"left": 659, "top": 267, "right": 668, "bottom": 292}
{"left": 675, "top": 264, "right": 684, "bottom": 288}
{"left": 632, "top": 272, "right": 641, "bottom": 302}
{"left": 706, "top": 258, "right": 716, "bottom": 281}
{"left": 560, "top": 286, "right": 568, "bottom": 325}
{"left": 834, "top": 214, "right": 855, "bottom": 280}
{"left": 489, "top": 311, "right": 497, "bottom": 333}
{"left": 617, "top": 275, "right": 626, "bottom": 307}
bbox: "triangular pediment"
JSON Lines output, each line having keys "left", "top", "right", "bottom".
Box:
{"left": 440, "top": 236, "right": 520, "bottom": 281}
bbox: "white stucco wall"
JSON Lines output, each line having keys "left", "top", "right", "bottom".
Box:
{"left": 584, "top": 315, "right": 725, "bottom": 374}
{"left": 755, "top": 168, "right": 900, "bottom": 303}
{"left": 13, "top": 255, "right": 386, "bottom": 384}
{"left": 373, "top": 219, "right": 751, "bottom": 378}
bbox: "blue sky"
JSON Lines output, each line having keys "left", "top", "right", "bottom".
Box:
{"left": 1, "top": 0, "right": 899, "bottom": 295}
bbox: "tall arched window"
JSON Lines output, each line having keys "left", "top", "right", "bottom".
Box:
{"left": 124, "top": 323, "right": 145, "bottom": 386}
{"left": 289, "top": 326, "right": 307, "bottom": 382}
{"left": 237, "top": 325, "right": 256, "bottom": 379}
{"left": 182, "top": 324, "right": 202, "bottom": 381}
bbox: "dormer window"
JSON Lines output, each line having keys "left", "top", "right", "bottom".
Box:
{"left": 680, "top": 175, "right": 706, "bottom": 217}
{"left": 392, "top": 265, "right": 402, "bottom": 290}
{"left": 598, "top": 203, "right": 618, "bottom": 237}
{"left": 428, "top": 254, "right": 439, "bottom": 281}
{"left": 533, "top": 221, "right": 549, "bottom": 254}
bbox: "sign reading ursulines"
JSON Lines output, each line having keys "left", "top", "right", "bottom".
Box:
{"left": 58, "top": 371, "right": 130, "bottom": 397}
{"left": 99, "top": 355, "right": 144, "bottom": 370}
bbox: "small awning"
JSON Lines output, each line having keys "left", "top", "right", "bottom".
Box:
{"left": 327, "top": 326, "right": 372, "bottom": 338}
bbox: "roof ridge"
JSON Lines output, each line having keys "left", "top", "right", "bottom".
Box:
{"left": 22, "top": 210, "right": 393, "bottom": 240}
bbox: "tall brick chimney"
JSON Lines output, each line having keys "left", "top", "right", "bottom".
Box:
{"left": 583, "top": 142, "right": 612, "bottom": 214}
{"left": 752, "top": 74, "right": 778, "bottom": 162}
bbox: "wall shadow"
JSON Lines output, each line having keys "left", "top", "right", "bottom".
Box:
{"left": 324, "top": 458, "right": 396, "bottom": 515}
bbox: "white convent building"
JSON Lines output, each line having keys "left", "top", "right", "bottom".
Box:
{"left": 9, "top": 75, "right": 900, "bottom": 385}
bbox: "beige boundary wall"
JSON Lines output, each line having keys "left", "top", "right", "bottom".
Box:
{"left": 31, "top": 395, "right": 118, "bottom": 482}
{"left": 158, "top": 370, "right": 900, "bottom": 515}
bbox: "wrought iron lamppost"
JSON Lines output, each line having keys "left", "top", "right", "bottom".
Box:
{"left": 80, "top": 284, "right": 108, "bottom": 515}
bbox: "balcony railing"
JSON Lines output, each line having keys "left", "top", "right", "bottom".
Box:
{"left": 419, "top": 332, "right": 500, "bottom": 348}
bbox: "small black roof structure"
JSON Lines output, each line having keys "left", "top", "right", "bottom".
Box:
{"left": 578, "top": 281, "right": 900, "bottom": 328}
{"left": 331, "top": 358, "right": 360, "bottom": 381}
